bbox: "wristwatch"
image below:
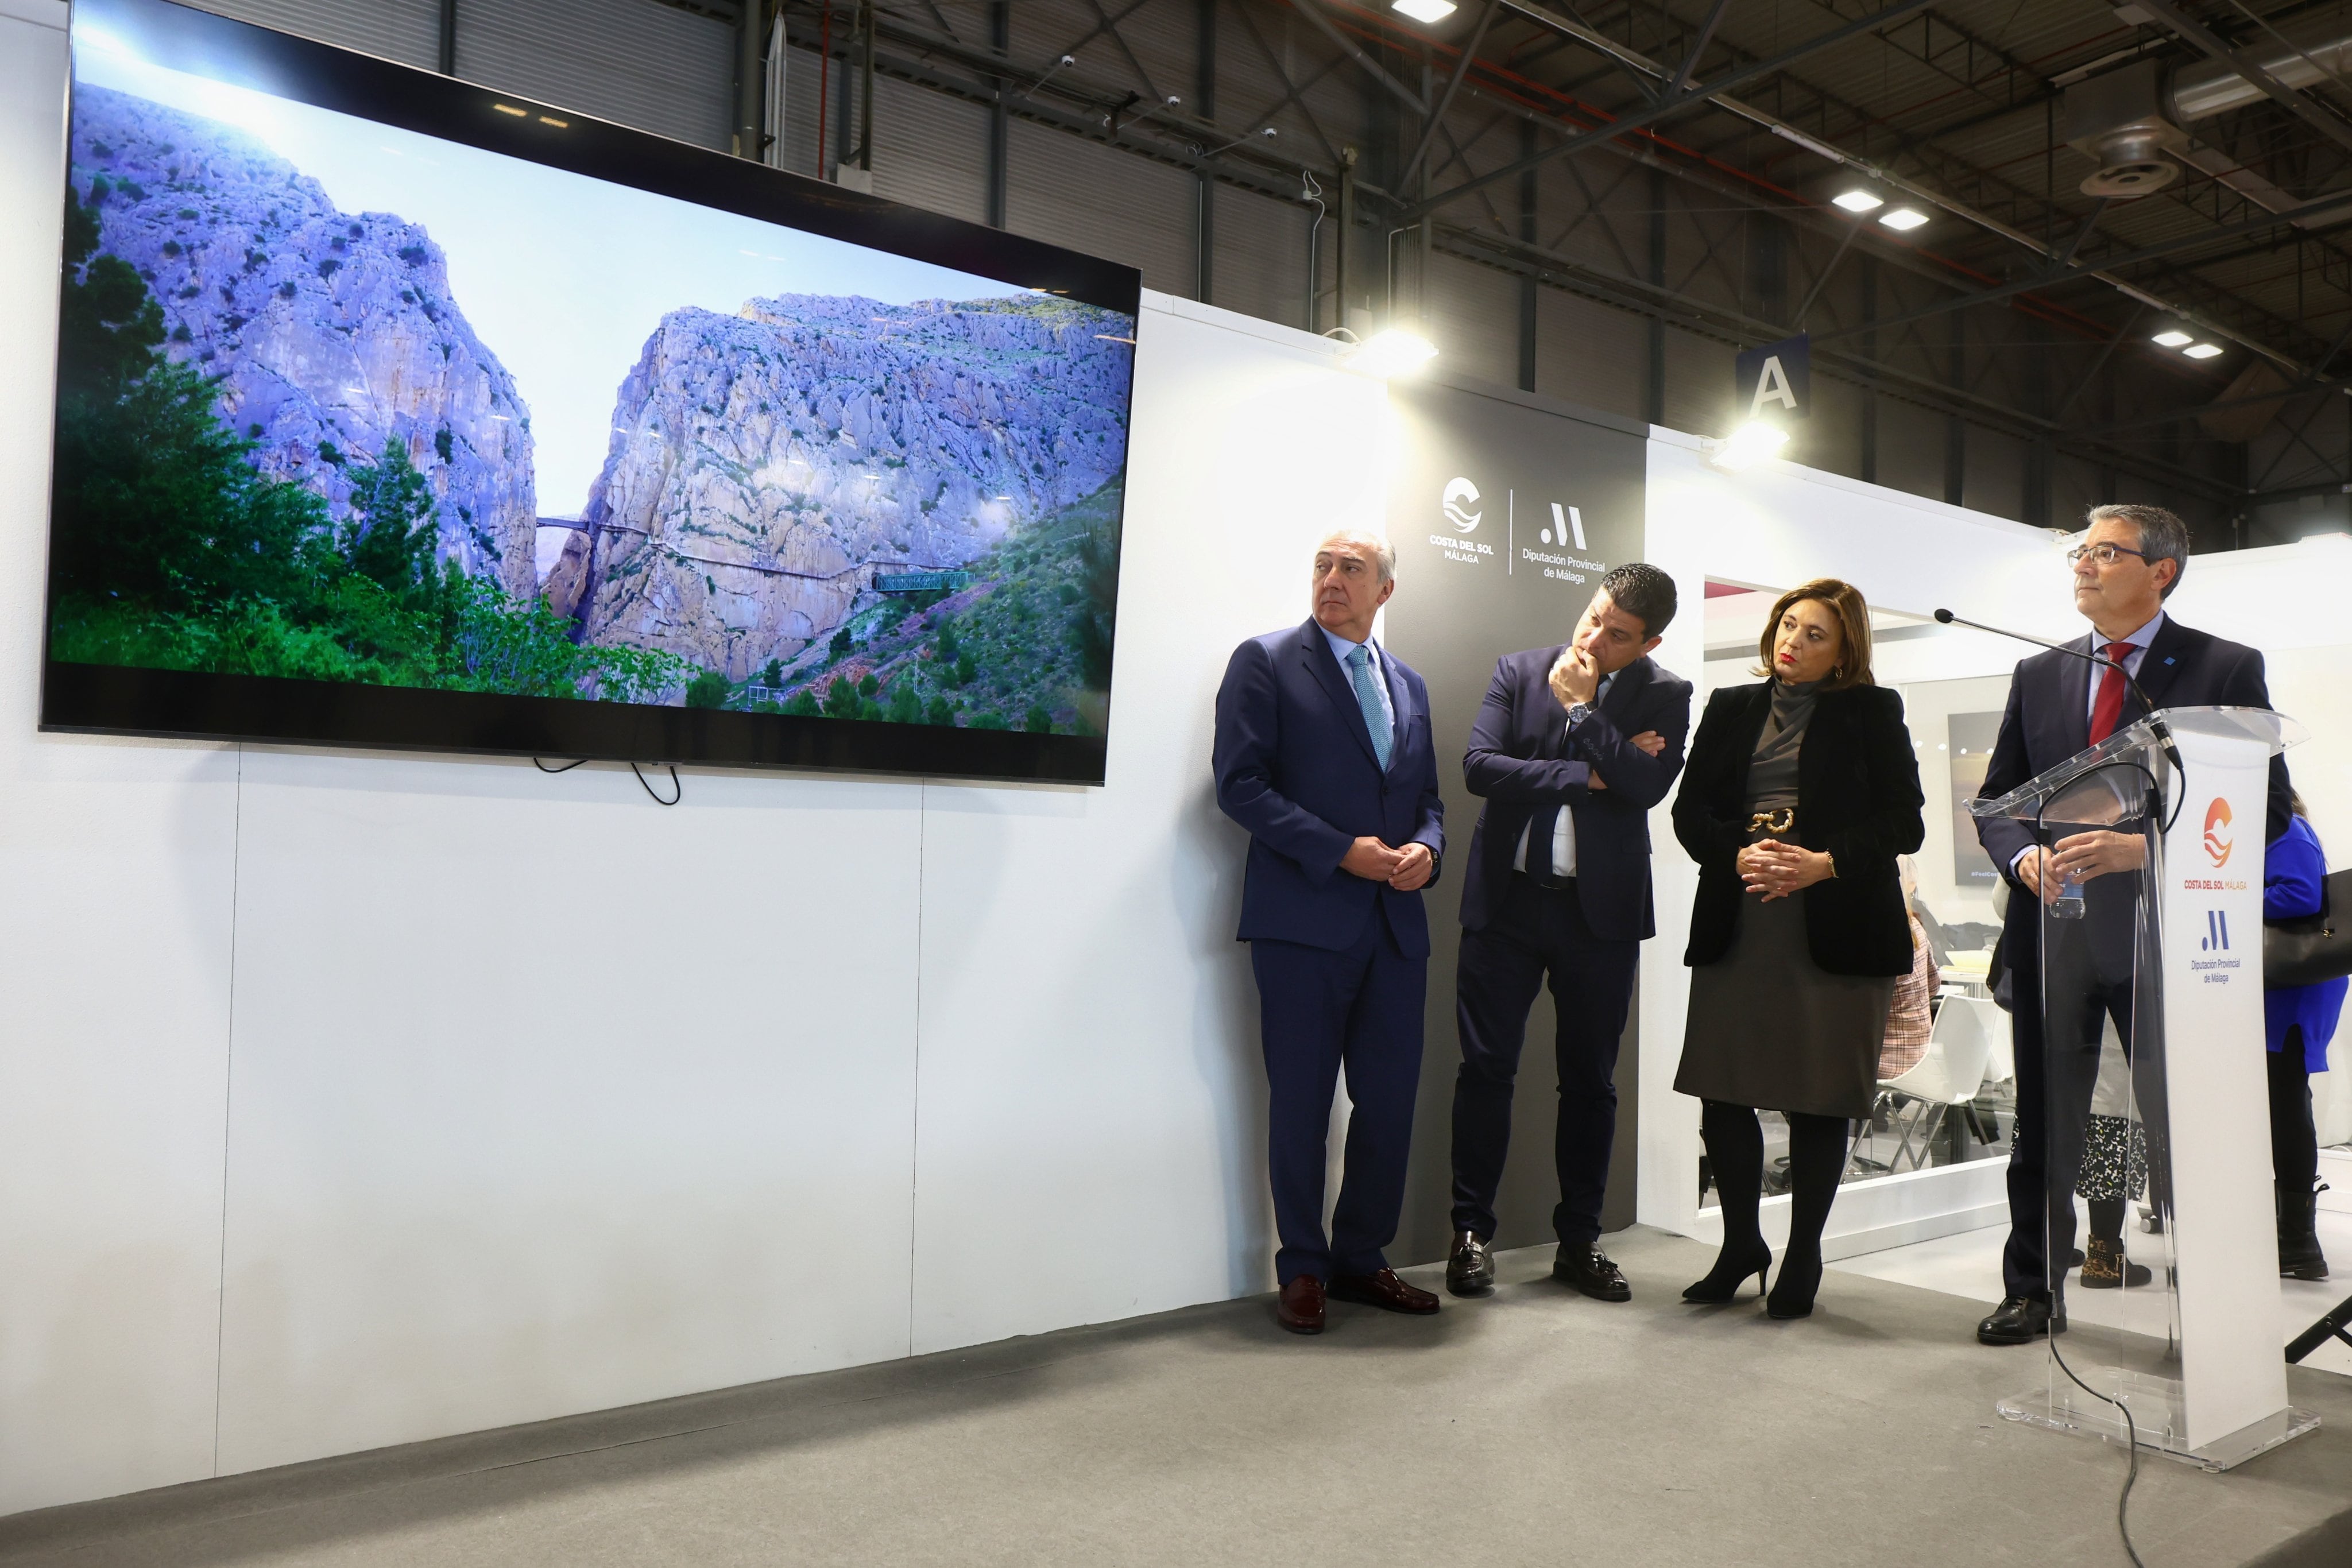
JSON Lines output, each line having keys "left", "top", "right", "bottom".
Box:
{"left": 1565, "top": 702, "right": 1594, "bottom": 727}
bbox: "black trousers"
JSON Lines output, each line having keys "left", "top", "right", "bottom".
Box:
{"left": 2001, "top": 903, "right": 2169, "bottom": 1302}
{"left": 1449, "top": 874, "right": 1640, "bottom": 1250}
{"left": 2271, "top": 1029, "right": 2319, "bottom": 1200}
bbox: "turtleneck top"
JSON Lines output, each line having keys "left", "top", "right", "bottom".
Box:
{"left": 1746, "top": 677, "right": 1825, "bottom": 815}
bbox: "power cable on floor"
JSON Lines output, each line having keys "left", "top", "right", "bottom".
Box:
{"left": 2048, "top": 1322, "right": 2148, "bottom": 1568}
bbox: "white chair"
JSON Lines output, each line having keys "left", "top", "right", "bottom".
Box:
{"left": 1976, "top": 989, "right": 2016, "bottom": 1086}
{"left": 1871, "top": 993, "right": 2001, "bottom": 1173}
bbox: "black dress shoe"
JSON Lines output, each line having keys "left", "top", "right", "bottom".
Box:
{"left": 1976, "top": 1294, "right": 2067, "bottom": 1345}
{"left": 1554, "top": 1244, "right": 1631, "bottom": 1302}
{"left": 1446, "top": 1230, "right": 1495, "bottom": 1296}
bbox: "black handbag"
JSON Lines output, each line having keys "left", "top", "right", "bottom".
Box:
{"left": 2265, "top": 868, "right": 2352, "bottom": 989}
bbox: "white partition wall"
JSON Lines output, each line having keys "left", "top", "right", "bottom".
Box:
{"left": 0, "top": 2, "right": 1392, "bottom": 1509}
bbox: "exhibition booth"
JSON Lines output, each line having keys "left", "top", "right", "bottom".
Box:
{"left": 3, "top": 0, "right": 2349, "bottom": 1522}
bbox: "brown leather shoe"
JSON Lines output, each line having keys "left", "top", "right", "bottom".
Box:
{"left": 1328, "top": 1267, "right": 1441, "bottom": 1315}
{"left": 1276, "top": 1275, "right": 1326, "bottom": 1334}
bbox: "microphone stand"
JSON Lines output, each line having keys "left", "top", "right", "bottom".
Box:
{"left": 1932, "top": 608, "right": 2184, "bottom": 827}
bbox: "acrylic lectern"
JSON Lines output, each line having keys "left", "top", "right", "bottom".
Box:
{"left": 1972, "top": 706, "right": 2315, "bottom": 1469}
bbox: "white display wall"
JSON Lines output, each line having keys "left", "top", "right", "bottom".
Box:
{"left": 0, "top": 0, "right": 1399, "bottom": 1510}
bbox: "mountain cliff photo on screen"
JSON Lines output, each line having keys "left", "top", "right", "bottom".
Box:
{"left": 49, "top": 40, "right": 1133, "bottom": 738}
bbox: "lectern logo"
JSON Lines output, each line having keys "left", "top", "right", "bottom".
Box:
{"left": 2203, "top": 798, "right": 2234, "bottom": 867}
{"left": 1441, "top": 477, "right": 1482, "bottom": 533}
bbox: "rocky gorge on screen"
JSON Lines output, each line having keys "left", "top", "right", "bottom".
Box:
{"left": 51, "top": 82, "right": 1132, "bottom": 734}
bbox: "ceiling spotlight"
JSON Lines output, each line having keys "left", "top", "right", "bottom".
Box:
{"left": 1831, "top": 189, "right": 1884, "bottom": 213}
{"left": 1347, "top": 327, "right": 1438, "bottom": 378}
{"left": 2150, "top": 328, "right": 2194, "bottom": 348}
{"left": 1391, "top": 0, "right": 1459, "bottom": 21}
{"left": 1705, "top": 419, "right": 1790, "bottom": 474}
{"left": 1878, "top": 207, "right": 1929, "bottom": 231}
{"left": 2183, "top": 342, "right": 2225, "bottom": 359}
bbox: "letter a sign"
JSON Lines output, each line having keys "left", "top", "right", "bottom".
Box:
{"left": 1735, "top": 333, "right": 1811, "bottom": 422}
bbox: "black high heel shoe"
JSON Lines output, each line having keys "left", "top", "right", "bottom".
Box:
{"left": 1683, "top": 1240, "right": 1773, "bottom": 1303}
{"left": 1765, "top": 1250, "right": 1822, "bottom": 1320}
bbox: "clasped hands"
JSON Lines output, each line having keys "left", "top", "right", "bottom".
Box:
{"left": 1343, "top": 837, "right": 1434, "bottom": 891}
{"left": 2016, "top": 833, "right": 2146, "bottom": 904}
{"left": 1738, "top": 839, "right": 1835, "bottom": 902}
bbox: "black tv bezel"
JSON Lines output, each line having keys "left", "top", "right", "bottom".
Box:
{"left": 41, "top": 0, "right": 1140, "bottom": 786}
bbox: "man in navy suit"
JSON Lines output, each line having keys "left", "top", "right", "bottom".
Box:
{"left": 1972, "top": 504, "right": 2293, "bottom": 1346}
{"left": 1444, "top": 563, "right": 1693, "bottom": 1300}
{"left": 1213, "top": 530, "right": 1447, "bottom": 1335}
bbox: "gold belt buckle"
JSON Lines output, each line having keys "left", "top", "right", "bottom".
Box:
{"left": 1747, "top": 808, "right": 1794, "bottom": 836}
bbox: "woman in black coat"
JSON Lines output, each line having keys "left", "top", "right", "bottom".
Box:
{"left": 1672, "top": 579, "right": 1925, "bottom": 1319}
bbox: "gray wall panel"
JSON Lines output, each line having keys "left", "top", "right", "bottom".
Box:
{"left": 1537, "top": 288, "right": 1646, "bottom": 424}
{"left": 1425, "top": 252, "right": 1517, "bottom": 391}
{"left": 868, "top": 72, "right": 988, "bottom": 227}
{"left": 186, "top": 0, "right": 439, "bottom": 69}
{"left": 1005, "top": 118, "right": 1194, "bottom": 298}
{"left": 453, "top": 0, "right": 733, "bottom": 152}
{"left": 1874, "top": 394, "right": 1948, "bottom": 505}
{"left": 1210, "top": 178, "right": 1310, "bottom": 331}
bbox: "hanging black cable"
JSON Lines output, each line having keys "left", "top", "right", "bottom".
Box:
{"left": 631, "top": 761, "right": 682, "bottom": 806}
{"left": 532, "top": 757, "right": 585, "bottom": 773}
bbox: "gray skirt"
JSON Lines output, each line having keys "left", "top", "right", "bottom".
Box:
{"left": 1676, "top": 884, "right": 1897, "bottom": 1120}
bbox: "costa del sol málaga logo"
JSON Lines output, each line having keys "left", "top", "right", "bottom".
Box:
{"left": 2203, "top": 797, "right": 2234, "bottom": 868}
{"left": 1442, "top": 477, "right": 1482, "bottom": 533}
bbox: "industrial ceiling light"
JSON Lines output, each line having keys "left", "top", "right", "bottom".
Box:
{"left": 1705, "top": 419, "right": 1790, "bottom": 473}
{"left": 1347, "top": 327, "right": 1438, "bottom": 378}
{"left": 1391, "top": 0, "right": 1458, "bottom": 22}
{"left": 2183, "top": 342, "right": 2225, "bottom": 359}
{"left": 2150, "top": 328, "right": 2195, "bottom": 348}
{"left": 1877, "top": 207, "right": 1929, "bottom": 231}
{"left": 1831, "top": 188, "right": 1885, "bottom": 213}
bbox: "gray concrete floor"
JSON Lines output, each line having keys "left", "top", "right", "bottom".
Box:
{"left": 3, "top": 1226, "right": 2349, "bottom": 1567}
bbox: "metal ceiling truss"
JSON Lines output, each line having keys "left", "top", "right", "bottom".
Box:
{"left": 1550, "top": 0, "right": 2339, "bottom": 371}
{"left": 760, "top": 0, "right": 2351, "bottom": 504}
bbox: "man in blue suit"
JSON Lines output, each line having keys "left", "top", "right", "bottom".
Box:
{"left": 1444, "top": 563, "right": 1692, "bottom": 1300}
{"left": 1213, "top": 530, "right": 1447, "bottom": 1335}
{"left": 1971, "top": 503, "right": 2293, "bottom": 1347}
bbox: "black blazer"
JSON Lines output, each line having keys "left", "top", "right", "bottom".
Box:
{"left": 1459, "top": 650, "right": 1693, "bottom": 941}
{"left": 1672, "top": 681, "right": 1925, "bottom": 977}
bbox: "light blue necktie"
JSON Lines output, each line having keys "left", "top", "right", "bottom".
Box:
{"left": 1345, "top": 644, "right": 1392, "bottom": 771}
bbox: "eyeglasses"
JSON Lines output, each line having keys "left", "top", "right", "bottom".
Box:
{"left": 2065, "top": 543, "right": 2150, "bottom": 568}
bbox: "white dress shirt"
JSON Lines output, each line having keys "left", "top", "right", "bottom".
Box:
{"left": 1512, "top": 670, "right": 1616, "bottom": 880}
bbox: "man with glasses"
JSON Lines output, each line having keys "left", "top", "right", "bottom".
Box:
{"left": 1970, "top": 504, "right": 2293, "bottom": 1347}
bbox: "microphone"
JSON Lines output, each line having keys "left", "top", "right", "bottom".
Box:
{"left": 1932, "top": 607, "right": 2184, "bottom": 787}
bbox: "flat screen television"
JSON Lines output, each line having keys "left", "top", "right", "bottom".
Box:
{"left": 42, "top": 0, "right": 1140, "bottom": 784}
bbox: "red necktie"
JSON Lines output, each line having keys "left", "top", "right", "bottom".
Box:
{"left": 2088, "top": 641, "right": 2135, "bottom": 743}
